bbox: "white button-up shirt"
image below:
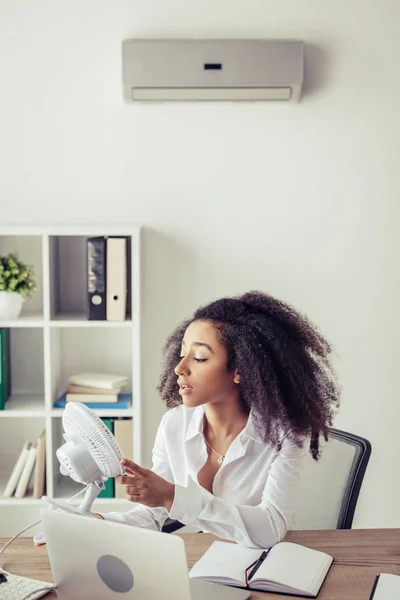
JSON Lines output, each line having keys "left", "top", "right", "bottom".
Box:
{"left": 103, "top": 404, "right": 308, "bottom": 548}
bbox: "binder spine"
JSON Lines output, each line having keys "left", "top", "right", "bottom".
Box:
{"left": 0, "top": 328, "right": 11, "bottom": 410}
{"left": 106, "top": 236, "right": 128, "bottom": 321}
{"left": 87, "top": 237, "right": 107, "bottom": 320}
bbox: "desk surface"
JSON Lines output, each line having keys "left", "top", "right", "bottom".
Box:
{"left": 1, "top": 528, "right": 399, "bottom": 599}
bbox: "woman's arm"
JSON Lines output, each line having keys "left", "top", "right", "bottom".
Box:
{"left": 168, "top": 435, "right": 308, "bottom": 548}
{"left": 100, "top": 415, "right": 174, "bottom": 530}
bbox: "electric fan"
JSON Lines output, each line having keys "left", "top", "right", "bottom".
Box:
{"left": 55, "top": 401, "right": 125, "bottom": 511}
{"left": 34, "top": 402, "right": 125, "bottom": 545}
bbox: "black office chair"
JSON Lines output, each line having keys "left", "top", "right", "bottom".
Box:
{"left": 162, "top": 427, "right": 371, "bottom": 533}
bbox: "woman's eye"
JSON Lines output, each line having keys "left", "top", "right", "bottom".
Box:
{"left": 179, "top": 355, "right": 207, "bottom": 363}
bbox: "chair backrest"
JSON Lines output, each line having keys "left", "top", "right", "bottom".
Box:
{"left": 294, "top": 428, "right": 371, "bottom": 530}
{"left": 163, "top": 427, "right": 371, "bottom": 535}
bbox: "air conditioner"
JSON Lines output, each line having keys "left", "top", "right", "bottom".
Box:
{"left": 122, "top": 39, "right": 304, "bottom": 103}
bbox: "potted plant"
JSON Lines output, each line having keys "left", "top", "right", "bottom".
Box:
{"left": 0, "top": 252, "right": 36, "bottom": 319}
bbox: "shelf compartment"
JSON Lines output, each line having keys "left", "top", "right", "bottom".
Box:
{"left": 0, "top": 417, "right": 46, "bottom": 498}
{"left": 6, "top": 328, "right": 45, "bottom": 402}
{"left": 0, "top": 235, "right": 44, "bottom": 319}
{"left": 49, "top": 235, "right": 132, "bottom": 322}
{"left": 0, "top": 328, "right": 45, "bottom": 414}
{"left": 49, "top": 327, "right": 133, "bottom": 405}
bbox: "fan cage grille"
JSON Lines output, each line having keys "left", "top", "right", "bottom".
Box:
{"left": 63, "top": 403, "right": 124, "bottom": 478}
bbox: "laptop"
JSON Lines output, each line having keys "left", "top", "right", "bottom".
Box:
{"left": 41, "top": 509, "right": 250, "bottom": 600}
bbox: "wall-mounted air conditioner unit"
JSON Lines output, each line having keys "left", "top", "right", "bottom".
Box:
{"left": 122, "top": 39, "right": 304, "bottom": 103}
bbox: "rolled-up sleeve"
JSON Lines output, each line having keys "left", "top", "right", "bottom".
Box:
{"left": 101, "top": 415, "right": 173, "bottom": 530}
{"left": 168, "top": 435, "right": 308, "bottom": 548}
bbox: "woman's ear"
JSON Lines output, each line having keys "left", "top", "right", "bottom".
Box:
{"left": 233, "top": 370, "right": 240, "bottom": 384}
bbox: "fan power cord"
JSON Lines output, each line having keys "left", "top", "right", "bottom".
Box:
{"left": 0, "top": 519, "right": 42, "bottom": 559}
{"left": 0, "top": 484, "right": 91, "bottom": 559}
{"left": 0, "top": 486, "right": 91, "bottom": 598}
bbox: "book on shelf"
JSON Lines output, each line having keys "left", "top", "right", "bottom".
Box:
{"left": 66, "top": 392, "right": 120, "bottom": 404}
{"left": 98, "top": 419, "right": 115, "bottom": 498}
{"left": 3, "top": 441, "right": 32, "bottom": 498}
{"left": 54, "top": 392, "right": 132, "bottom": 409}
{"left": 189, "top": 540, "right": 333, "bottom": 598}
{"left": 0, "top": 327, "right": 11, "bottom": 410}
{"left": 67, "top": 383, "right": 124, "bottom": 395}
{"left": 370, "top": 573, "right": 400, "bottom": 599}
{"left": 15, "top": 443, "right": 37, "bottom": 499}
{"left": 3, "top": 431, "right": 46, "bottom": 499}
{"left": 33, "top": 429, "right": 46, "bottom": 499}
{"left": 67, "top": 372, "right": 128, "bottom": 390}
{"left": 114, "top": 418, "right": 133, "bottom": 499}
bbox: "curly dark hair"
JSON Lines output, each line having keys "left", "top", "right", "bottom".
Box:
{"left": 157, "top": 290, "right": 340, "bottom": 460}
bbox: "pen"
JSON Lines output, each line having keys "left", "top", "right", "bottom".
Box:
{"left": 247, "top": 550, "right": 269, "bottom": 581}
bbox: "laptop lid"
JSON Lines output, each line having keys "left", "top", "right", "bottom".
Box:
{"left": 40, "top": 509, "right": 249, "bottom": 600}
{"left": 41, "top": 509, "right": 191, "bottom": 600}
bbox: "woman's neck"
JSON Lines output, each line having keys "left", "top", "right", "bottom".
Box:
{"left": 203, "top": 401, "right": 249, "bottom": 440}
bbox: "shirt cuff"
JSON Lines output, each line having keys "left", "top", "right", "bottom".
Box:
{"left": 168, "top": 478, "right": 204, "bottom": 524}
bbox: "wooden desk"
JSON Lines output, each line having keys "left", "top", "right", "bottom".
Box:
{"left": 1, "top": 529, "right": 399, "bottom": 599}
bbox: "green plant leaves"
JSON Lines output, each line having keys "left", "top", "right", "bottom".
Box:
{"left": 0, "top": 252, "right": 36, "bottom": 299}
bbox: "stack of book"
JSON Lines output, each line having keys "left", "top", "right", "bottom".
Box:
{"left": 3, "top": 430, "right": 46, "bottom": 499}
{"left": 53, "top": 372, "right": 132, "bottom": 409}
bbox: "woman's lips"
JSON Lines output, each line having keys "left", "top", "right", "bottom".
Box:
{"left": 178, "top": 385, "right": 193, "bottom": 395}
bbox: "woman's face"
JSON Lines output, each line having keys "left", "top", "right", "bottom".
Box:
{"left": 174, "top": 319, "right": 239, "bottom": 408}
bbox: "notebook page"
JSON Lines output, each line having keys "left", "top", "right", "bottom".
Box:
{"left": 189, "top": 541, "right": 261, "bottom": 585}
{"left": 371, "top": 574, "right": 400, "bottom": 599}
{"left": 253, "top": 542, "right": 332, "bottom": 594}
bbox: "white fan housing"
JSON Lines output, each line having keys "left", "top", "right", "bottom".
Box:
{"left": 55, "top": 402, "right": 124, "bottom": 513}
{"left": 34, "top": 403, "right": 125, "bottom": 545}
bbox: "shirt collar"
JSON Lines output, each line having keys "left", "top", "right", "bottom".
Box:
{"left": 184, "top": 404, "right": 263, "bottom": 444}
{"left": 185, "top": 405, "right": 206, "bottom": 442}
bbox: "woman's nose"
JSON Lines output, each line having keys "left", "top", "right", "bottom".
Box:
{"left": 174, "top": 357, "right": 190, "bottom": 376}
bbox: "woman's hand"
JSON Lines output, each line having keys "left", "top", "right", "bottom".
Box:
{"left": 117, "top": 458, "right": 175, "bottom": 511}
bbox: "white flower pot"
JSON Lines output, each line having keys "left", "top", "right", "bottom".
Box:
{"left": 0, "top": 291, "right": 23, "bottom": 319}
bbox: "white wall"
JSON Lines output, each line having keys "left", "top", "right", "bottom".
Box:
{"left": 1, "top": 0, "right": 399, "bottom": 528}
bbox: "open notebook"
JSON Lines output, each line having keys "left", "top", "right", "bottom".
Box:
{"left": 189, "top": 541, "right": 333, "bottom": 597}
{"left": 369, "top": 574, "right": 400, "bottom": 599}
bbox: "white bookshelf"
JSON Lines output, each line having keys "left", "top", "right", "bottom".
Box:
{"left": 0, "top": 226, "right": 141, "bottom": 537}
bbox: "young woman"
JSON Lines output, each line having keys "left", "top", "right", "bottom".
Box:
{"left": 98, "top": 290, "right": 340, "bottom": 548}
